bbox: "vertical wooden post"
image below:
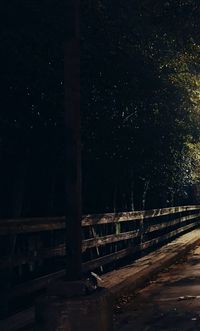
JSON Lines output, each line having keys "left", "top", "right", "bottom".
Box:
{"left": 65, "top": 0, "right": 81, "bottom": 281}
{"left": 140, "top": 216, "right": 144, "bottom": 253}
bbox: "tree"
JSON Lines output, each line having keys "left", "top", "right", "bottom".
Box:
{"left": 81, "top": 0, "right": 200, "bottom": 211}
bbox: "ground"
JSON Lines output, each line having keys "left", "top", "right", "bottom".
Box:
{"left": 115, "top": 246, "right": 200, "bottom": 331}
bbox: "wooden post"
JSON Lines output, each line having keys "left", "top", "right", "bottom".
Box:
{"left": 36, "top": 3, "right": 114, "bottom": 330}
{"left": 65, "top": 0, "right": 81, "bottom": 281}
{"left": 140, "top": 217, "right": 144, "bottom": 248}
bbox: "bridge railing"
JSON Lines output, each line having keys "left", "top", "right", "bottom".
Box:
{"left": 0, "top": 205, "right": 200, "bottom": 320}
{"left": 82, "top": 205, "right": 200, "bottom": 271}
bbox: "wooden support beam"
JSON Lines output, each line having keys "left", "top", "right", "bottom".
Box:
{"left": 65, "top": 0, "right": 81, "bottom": 281}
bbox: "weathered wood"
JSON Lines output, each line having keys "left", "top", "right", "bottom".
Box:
{"left": 3, "top": 222, "right": 198, "bottom": 300}
{"left": 0, "top": 216, "right": 65, "bottom": 224}
{"left": 0, "top": 218, "right": 65, "bottom": 235}
{"left": 2, "top": 229, "right": 200, "bottom": 331}
{"left": 0, "top": 209, "right": 199, "bottom": 271}
{"left": 82, "top": 246, "right": 139, "bottom": 272}
{"left": 0, "top": 204, "right": 200, "bottom": 326}
{"left": 0, "top": 244, "right": 66, "bottom": 270}
{"left": 10, "top": 269, "right": 65, "bottom": 298}
{"left": 82, "top": 205, "right": 200, "bottom": 226}
{"left": 91, "top": 225, "right": 103, "bottom": 272}
{"left": 0, "top": 205, "right": 199, "bottom": 235}
{"left": 142, "top": 222, "right": 197, "bottom": 250}
{"left": 0, "top": 210, "right": 199, "bottom": 272}
{"left": 147, "top": 213, "right": 200, "bottom": 233}
{"left": 83, "top": 221, "right": 199, "bottom": 271}
{"left": 64, "top": 0, "right": 81, "bottom": 281}
{"left": 65, "top": 39, "right": 81, "bottom": 280}
{"left": 0, "top": 307, "right": 34, "bottom": 331}
{"left": 82, "top": 230, "right": 140, "bottom": 251}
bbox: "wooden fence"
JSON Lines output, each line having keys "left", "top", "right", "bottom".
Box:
{"left": 0, "top": 205, "right": 200, "bottom": 328}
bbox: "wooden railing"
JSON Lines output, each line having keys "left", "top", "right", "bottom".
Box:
{"left": 0, "top": 205, "right": 200, "bottom": 324}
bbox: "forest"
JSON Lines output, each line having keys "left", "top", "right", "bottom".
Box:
{"left": 1, "top": 0, "right": 200, "bottom": 217}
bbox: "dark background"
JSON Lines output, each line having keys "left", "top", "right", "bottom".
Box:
{"left": 0, "top": 1, "right": 200, "bottom": 219}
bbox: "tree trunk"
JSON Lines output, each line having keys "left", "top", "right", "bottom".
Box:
{"left": 131, "top": 180, "right": 135, "bottom": 211}
{"left": 12, "top": 160, "right": 27, "bottom": 217}
{"left": 142, "top": 179, "right": 150, "bottom": 210}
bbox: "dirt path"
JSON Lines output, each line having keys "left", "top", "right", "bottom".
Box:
{"left": 115, "top": 246, "right": 200, "bottom": 331}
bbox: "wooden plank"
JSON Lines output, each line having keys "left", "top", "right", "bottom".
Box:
{"left": 83, "top": 221, "right": 199, "bottom": 271}
{"left": 0, "top": 216, "right": 65, "bottom": 225}
{"left": 146, "top": 214, "right": 200, "bottom": 233}
{"left": 0, "top": 205, "right": 199, "bottom": 234}
{"left": 10, "top": 269, "right": 65, "bottom": 299}
{"left": 0, "top": 231, "right": 139, "bottom": 270}
{"left": 91, "top": 225, "right": 103, "bottom": 272}
{"left": 82, "top": 205, "right": 200, "bottom": 226}
{"left": 6, "top": 222, "right": 198, "bottom": 300}
{"left": 82, "top": 246, "right": 139, "bottom": 272}
{"left": 0, "top": 307, "right": 34, "bottom": 331}
{"left": 82, "top": 230, "right": 140, "bottom": 251}
{"left": 65, "top": 36, "right": 82, "bottom": 280}
{"left": 2, "top": 225, "right": 200, "bottom": 331}
{"left": 1, "top": 214, "right": 199, "bottom": 270}
{"left": 0, "top": 244, "right": 66, "bottom": 270}
{"left": 0, "top": 213, "right": 199, "bottom": 269}
{"left": 142, "top": 222, "right": 197, "bottom": 250}
{"left": 3, "top": 220, "right": 199, "bottom": 303}
{"left": 0, "top": 220, "right": 65, "bottom": 235}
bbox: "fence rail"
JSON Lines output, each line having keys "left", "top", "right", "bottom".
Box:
{"left": 0, "top": 205, "right": 200, "bottom": 325}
